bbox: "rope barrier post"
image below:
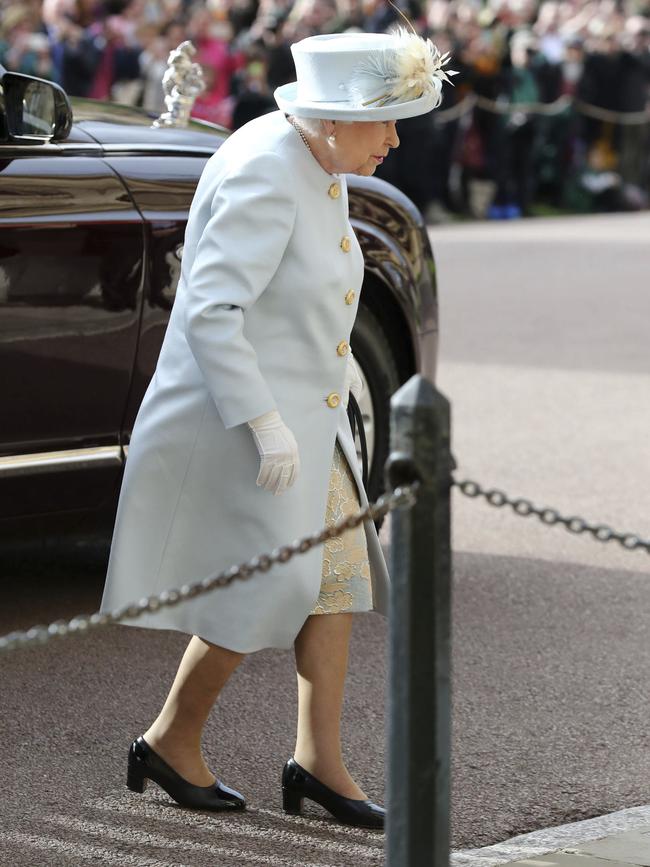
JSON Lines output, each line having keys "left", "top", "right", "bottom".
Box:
{"left": 385, "top": 374, "right": 452, "bottom": 867}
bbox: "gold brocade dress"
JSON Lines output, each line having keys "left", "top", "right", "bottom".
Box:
{"left": 310, "top": 441, "right": 373, "bottom": 615}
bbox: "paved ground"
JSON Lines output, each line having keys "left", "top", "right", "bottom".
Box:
{"left": 454, "top": 806, "right": 650, "bottom": 867}
{"left": 2, "top": 212, "right": 649, "bottom": 866}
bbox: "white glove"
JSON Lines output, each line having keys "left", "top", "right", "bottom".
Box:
{"left": 247, "top": 409, "right": 300, "bottom": 495}
{"left": 343, "top": 351, "right": 363, "bottom": 408}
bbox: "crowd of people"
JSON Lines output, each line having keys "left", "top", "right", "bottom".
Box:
{"left": 1, "top": 0, "right": 649, "bottom": 219}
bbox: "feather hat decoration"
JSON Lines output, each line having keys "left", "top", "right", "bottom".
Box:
{"left": 349, "top": 27, "right": 458, "bottom": 110}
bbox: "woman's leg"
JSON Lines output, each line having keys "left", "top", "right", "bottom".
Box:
{"left": 143, "top": 635, "right": 245, "bottom": 786}
{"left": 293, "top": 612, "right": 367, "bottom": 800}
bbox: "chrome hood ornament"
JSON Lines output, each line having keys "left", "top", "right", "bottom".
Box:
{"left": 153, "top": 41, "right": 205, "bottom": 129}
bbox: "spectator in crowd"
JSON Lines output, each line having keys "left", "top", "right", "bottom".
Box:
{"left": 488, "top": 28, "right": 542, "bottom": 217}
{"left": 86, "top": 0, "right": 143, "bottom": 101}
{"left": 185, "top": 5, "right": 245, "bottom": 127}
{"left": 615, "top": 15, "right": 650, "bottom": 189}
{"left": 42, "top": 0, "right": 103, "bottom": 97}
{"left": 230, "top": 44, "right": 277, "bottom": 129}
{"left": 139, "top": 18, "right": 187, "bottom": 112}
{"left": 0, "top": 6, "right": 53, "bottom": 78}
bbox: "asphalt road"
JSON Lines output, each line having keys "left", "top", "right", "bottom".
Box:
{"left": 2, "top": 212, "right": 650, "bottom": 866}
{"left": 435, "top": 211, "right": 650, "bottom": 849}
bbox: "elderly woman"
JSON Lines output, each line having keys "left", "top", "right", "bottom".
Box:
{"left": 100, "top": 30, "right": 454, "bottom": 829}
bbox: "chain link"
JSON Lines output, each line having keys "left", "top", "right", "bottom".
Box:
{"left": 0, "top": 483, "right": 419, "bottom": 656}
{"left": 452, "top": 478, "right": 650, "bottom": 554}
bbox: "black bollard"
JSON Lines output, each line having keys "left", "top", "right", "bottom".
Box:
{"left": 385, "top": 374, "right": 452, "bottom": 867}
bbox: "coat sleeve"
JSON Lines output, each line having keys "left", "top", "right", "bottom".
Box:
{"left": 183, "top": 150, "right": 297, "bottom": 429}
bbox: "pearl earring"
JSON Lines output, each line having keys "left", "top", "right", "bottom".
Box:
{"left": 328, "top": 133, "right": 336, "bottom": 143}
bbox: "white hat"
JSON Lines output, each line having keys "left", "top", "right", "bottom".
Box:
{"left": 274, "top": 30, "right": 457, "bottom": 122}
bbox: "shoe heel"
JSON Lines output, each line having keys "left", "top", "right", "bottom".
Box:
{"left": 126, "top": 750, "right": 148, "bottom": 794}
{"left": 282, "top": 787, "right": 303, "bottom": 815}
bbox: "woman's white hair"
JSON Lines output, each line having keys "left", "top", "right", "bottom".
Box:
{"left": 292, "top": 115, "right": 352, "bottom": 138}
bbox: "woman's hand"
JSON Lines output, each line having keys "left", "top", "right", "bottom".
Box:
{"left": 247, "top": 409, "right": 300, "bottom": 495}
{"left": 343, "top": 352, "right": 363, "bottom": 408}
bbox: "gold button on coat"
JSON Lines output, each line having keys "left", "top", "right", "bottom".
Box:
{"left": 345, "top": 290, "right": 355, "bottom": 305}
{"left": 340, "top": 236, "right": 351, "bottom": 253}
{"left": 328, "top": 182, "right": 341, "bottom": 199}
{"left": 326, "top": 393, "right": 341, "bottom": 409}
{"left": 337, "top": 341, "right": 349, "bottom": 357}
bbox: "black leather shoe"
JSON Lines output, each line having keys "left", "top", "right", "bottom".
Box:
{"left": 127, "top": 736, "right": 246, "bottom": 811}
{"left": 282, "top": 758, "right": 384, "bottom": 829}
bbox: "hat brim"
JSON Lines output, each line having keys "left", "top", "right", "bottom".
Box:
{"left": 274, "top": 81, "right": 438, "bottom": 121}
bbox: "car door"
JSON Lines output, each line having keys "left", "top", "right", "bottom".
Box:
{"left": 100, "top": 152, "right": 210, "bottom": 439}
{"left": 0, "top": 145, "right": 145, "bottom": 521}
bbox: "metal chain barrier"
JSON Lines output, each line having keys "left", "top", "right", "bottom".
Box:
{"left": 453, "top": 477, "right": 650, "bottom": 554}
{"left": 475, "top": 93, "right": 573, "bottom": 117}
{"left": 433, "top": 92, "right": 477, "bottom": 124}
{"left": 573, "top": 99, "right": 650, "bottom": 126}
{"left": 432, "top": 93, "right": 650, "bottom": 125}
{"left": 4, "top": 471, "right": 648, "bottom": 656}
{"left": 0, "top": 483, "right": 418, "bottom": 656}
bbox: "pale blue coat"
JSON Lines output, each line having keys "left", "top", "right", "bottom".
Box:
{"left": 100, "top": 110, "right": 389, "bottom": 653}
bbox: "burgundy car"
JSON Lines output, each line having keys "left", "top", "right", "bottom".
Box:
{"left": 0, "top": 66, "right": 438, "bottom": 539}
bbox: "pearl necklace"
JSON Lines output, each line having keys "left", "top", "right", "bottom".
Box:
{"left": 287, "top": 115, "right": 337, "bottom": 178}
{"left": 288, "top": 116, "right": 313, "bottom": 155}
